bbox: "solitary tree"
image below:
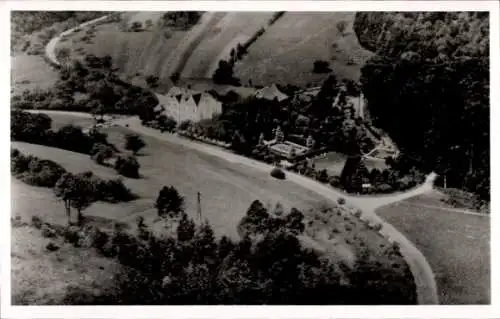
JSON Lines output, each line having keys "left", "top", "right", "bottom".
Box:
{"left": 114, "top": 155, "right": 140, "bottom": 178}
{"left": 146, "top": 75, "right": 160, "bottom": 89}
{"left": 130, "top": 21, "right": 143, "bottom": 32}
{"left": 156, "top": 185, "right": 185, "bottom": 219}
{"left": 90, "top": 143, "right": 114, "bottom": 165}
{"left": 336, "top": 20, "right": 347, "bottom": 36}
{"left": 124, "top": 134, "right": 146, "bottom": 155}
{"left": 54, "top": 172, "right": 96, "bottom": 225}
{"left": 170, "top": 72, "right": 180, "bottom": 84}
{"left": 177, "top": 212, "right": 196, "bottom": 242}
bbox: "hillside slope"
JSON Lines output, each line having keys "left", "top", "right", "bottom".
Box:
{"left": 233, "top": 12, "right": 373, "bottom": 87}
{"left": 181, "top": 12, "right": 275, "bottom": 79}
{"left": 55, "top": 12, "right": 224, "bottom": 89}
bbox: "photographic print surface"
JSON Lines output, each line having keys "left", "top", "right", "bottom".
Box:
{"left": 10, "top": 10, "right": 490, "bottom": 306}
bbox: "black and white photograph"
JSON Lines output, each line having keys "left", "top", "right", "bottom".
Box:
{"left": 2, "top": 0, "right": 498, "bottom": 317}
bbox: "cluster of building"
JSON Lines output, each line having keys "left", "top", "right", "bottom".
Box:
{"left": 156, "top": 84, "right": 291, "bottom": 123}
{"left": 155, "top": 86, "right": 223, "bottom": 123}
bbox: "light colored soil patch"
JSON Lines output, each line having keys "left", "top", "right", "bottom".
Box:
{"left": 376, "top": 195, "right": 490, "bottom": 304}
{"left": 11, "top": 225, "right": 120, "bottom": 305}
{"left": 234, "top": 12, "right": 374, "bottom": 87}
{"left": 11, "top": 54, "right": 58, "bottom": 94}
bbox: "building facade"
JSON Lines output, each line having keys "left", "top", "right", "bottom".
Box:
{"left": 159, "top": 86, "right": 223, "bottom": 123}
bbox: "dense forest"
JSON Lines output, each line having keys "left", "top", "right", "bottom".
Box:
{"left": 354, "top": 12, "right": 489, "bottom": 200}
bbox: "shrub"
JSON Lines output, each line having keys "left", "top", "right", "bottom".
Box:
{"left": 79, "top": 225, "right": 108, "bottom": 249}
{"left": 337, "top": 197, "right": 346, "bottom": 205}
{"left": 372, "top": 223, "right": 383, "bottom": 232}
{"left": 377, "top": 183, "right": 393, "bottom": 194}
{"left": 91, "top": 144, "right": 114, "bottom": 165}
{"left": 46, "top": 242, "right": 60, "bottom": 252}
{"left": 97, "top": 178, "right": 137, "bottom": 203}
{"left": 336, "top": 20, "right": 347, "bottom": 35}
{"left": 41, "top": 223, "right": 57, "bottom": 238}
{"left": 64, "top": 226, "right": 82, "bottom": 246}
{"left": 31, "top": 215, "right": 43, "bottom": 229}
{"left": 313, "top": 60, "right": 331, "bottom": 73}
{"left": 124, "top": 134, "right": 146, "bottom": 155}
{"left": 129, "top": 21, "right": 143, "bottom": 32}
{"left": 316, "top": 169, "right": 329, "bottom": 183}
{"left": 354, "top": 209, "right": 363, "bottom": 218}
{"left": 329, "top": 175, "right": 341, "bottom": 187}
{"left": 270, "top": 167, "right": 286, "bottom": 180}
{"left": 115, "top": 156, "right": 140, "bottom": 178}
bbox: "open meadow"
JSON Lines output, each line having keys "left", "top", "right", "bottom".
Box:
{"left": 55, "top": 12, "right": 188, "bottom": 85}
{"left": 11, "top": 224, "right": 121, "bottom": 305}
{"left": 376, "top": 194, "right": 490, "bottom": 304}
{"left": 234, "top": 12, "right": 373, "bottom": 87}
{"left": 11, "top": 54, "right": 59, "bottom": 94}
{"left": 180, "top": 12, "right": 274, "bottom": 79}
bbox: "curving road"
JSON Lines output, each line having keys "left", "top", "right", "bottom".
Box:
{"left": 45, "top": 15, "right": 112, "bottom": 66}
{"left": 114, "top": 116, "right": 440, "bottom": 305}
{"left": 42, "top": 15, "right": 440, "bottom": 305}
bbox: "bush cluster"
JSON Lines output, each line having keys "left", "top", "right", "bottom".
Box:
{"left": 11, "top": 149, "right": 66, "bottom": 187}
{"left": 11, "top": 110, "right": 114, "bottom": 155}
{"left": 12, "top": 149, "right": 136, "bottom": 203}
{"left": 114, "top": 156, "right": 140, "bottom": 179}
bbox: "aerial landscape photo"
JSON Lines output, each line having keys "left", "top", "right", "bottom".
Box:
{"left": 10, "top": 10, "right": 490, "bottom": 305}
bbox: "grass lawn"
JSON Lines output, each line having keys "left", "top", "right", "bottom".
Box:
{"left": 313, "top": 151, "right": 348, "bottom": 176}
{"left": 11, "top": 224, "right": 121, "bottom": 305}
{"left": 376, "top": 194, "right": 490, "bottom": 304}
{"left": 11, "top": 54, "right": 59, "bottom": 95}
{"left": 234, "top": 12, "right": 374, "bottom": 87}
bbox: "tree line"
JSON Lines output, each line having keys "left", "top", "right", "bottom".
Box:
{"left": 354, "top": 12, "right": 489, "bottom": 200}
{"left": 24, "top": 186, "right": 417, "bottom": 305}
{"left": 11, "top": 110, "right": 143, "bottom": 179}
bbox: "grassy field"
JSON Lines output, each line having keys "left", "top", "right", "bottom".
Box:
{"left": 181, "top": 12, "right": 274, "bottom": 79}
{"left": 11, "top": 224, "right": 121, "bottom": 305}
{"left": 234, "top": 12, "right": 374, "bottom": 87}
{"left": 56, "top": 13, "right": 188, "bottom": 86}
{"left": 11, "top": 54, "right": 59, "bottom": 94}
{"left": 376, "top": 194, "right": 490, "bottom": 304}
{"left": 12, "top": 130, "right": 339, "bottom": 238}
{"left": 11, "top": 111, "right": 407, "bottom": 276}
